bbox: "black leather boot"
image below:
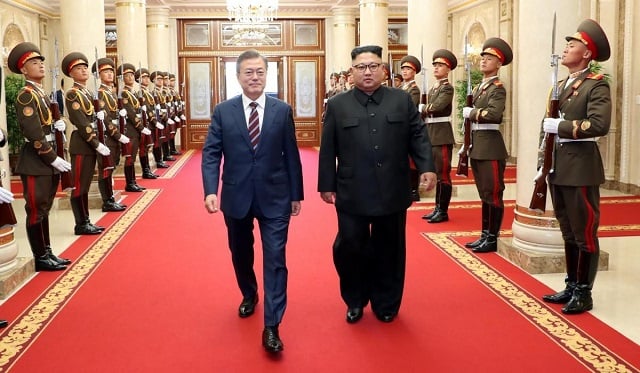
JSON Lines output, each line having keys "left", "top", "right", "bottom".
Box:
{"left": 102, "top": 197, "right": 126, "bottom": 212}
{"left": 162, "top": 142, "right": 175, "bottom": 161}
{"left": 473, "top": 205, "right": 503, "bottom": 253}
{"left": 124, "top": 165, "right": 145, "bottom": 192}
{"left": 543, "top": 243, "right": 579, "bottom": 304}
{"left": 422, "top": 183, "right": 440, "bottom": 220}
{"left": 466, "top": 203, "right": 490, "bottom": 248}
{"left": 153, "top": 147, "right": 169, "bottom": 168}
{"left": 140, "top": 155, "right": 158, "bottom": 179}
{"left": 429, "top": 183, "right": 451, "bottom": 223}
{"left": 562, "top": 251, "right": 599, "bottom": 314}
{"left": 27, "top": 223, "right": 66, "bottom": 271}
{"left": 71, "top": 197, "right": 101, "bottom": 235}
{"left": 169, "top": 138, "right": 182, "bottom": 155}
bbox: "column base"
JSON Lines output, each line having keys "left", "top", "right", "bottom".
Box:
{"left": 0, "top": 257, "right": 35, "bottom": 299}
{"left": 498, "top": 237, "right": 609, "bottom": 274}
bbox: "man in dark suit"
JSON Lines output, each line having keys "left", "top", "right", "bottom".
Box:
{"left": 318, "top": 45, "right": 436, "bottom": 324}
{"left": 202, "top": 49, "right": 304, "bottom": 353}
{"left": 541, "top": 19, "right": 611, "bottom": 315}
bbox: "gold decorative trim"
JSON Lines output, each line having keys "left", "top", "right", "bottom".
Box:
{"left": 160, "top": 149, "right": 193, "bottom": 179}
{"left": 0, "top": 190, "right": 160, "bottom": 370}
{"left": 424, "top": 231, "right": 639, "bottom": 372}
{"left": 147, "top": 24, "right": 170, "bottom": 29}
{"left": 359, "top": 3, "right": 390, "bottom": 9}
{"left": 114, "top": 2, "right": 145, "bottom": 8}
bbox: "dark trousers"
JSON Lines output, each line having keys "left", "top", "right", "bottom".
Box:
{"left": 224, "top": 208, "right": 291, "bottom": 327}
{"left": 333, "top": 209, "right": 407, "bottom": 316}
{"left": 470, "top": 158, "right": 506, "bottom": 208}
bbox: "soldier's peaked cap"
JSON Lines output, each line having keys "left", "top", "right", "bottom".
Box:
{"left": 432, "top": 49, "right": 457, "bottom": 70}
{"left": 135, "top": 68, "right": 150, "bottom": 81}
{"left": 565, "top": 19, "right": 610, "bottom": 62}
{"left": 91, "top": 57, "right": 115, "bottom": 73}
{"left": 118, "top": 63, "right": 136, "bottom": 75}
{"left": 480, "top": 37, "right": 513, "bottom": 66}
{"left": 400, "top": 55, "right": 421, "bottom": 73}
{"left": 61, "top": 52, "right": 89, "bottom": 77}
{"left": 7, "top": 42, "right": 45, "bottom": 74}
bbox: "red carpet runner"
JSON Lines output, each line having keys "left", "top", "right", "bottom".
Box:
{"left": 0, "top": 148, "right": 638, "bottom": 372}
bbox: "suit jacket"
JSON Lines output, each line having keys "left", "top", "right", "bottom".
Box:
{"left": 318, "top": 86, "right": 435, "bottom": 216}
{"left": 202, "top": 95, "right": 304, "bottom": 219}
{"left": 548, "top": 71, "right": 611, "bottom": 186}
{"left": 15, "top": 82, "right": 59, "bottom": 175}
{"left": 468, "top": 77, "right": 508, "bottom": 160}
{"left": 425, "top": 78, "right": 455, "bottom": 146}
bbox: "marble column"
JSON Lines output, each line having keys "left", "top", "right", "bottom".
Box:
{"left": 115, "top": 0, "right": 148, "bottom": 68}
{"left": 359, "top": 0, "right": 388, "bottom": 56}
{"left": 146, "top": 7, "right": 170, "bottom": 72}
{"left": 408, "top": 0, "right": 448, "bottom": 85}
{"left": 329, "top": 7, "right": 357, "bottom": 74}
{"left": 501, "top": 0, "right": 608, "bottom": 273}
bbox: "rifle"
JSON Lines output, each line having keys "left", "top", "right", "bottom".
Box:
{"left": 166, "top": 88, "right": 176, "bottom": 138}
{"left": 152, "top": 92, "right": 163, "bottom": 147}
{"left": 50, "top": 39, "right": 74, "bottom": 192}
{"left": 117, "top": 58, "right": 132, "bottom": 159}
{"left": 456, "top": 36, "right": 472, "bottom": 177}
{"left": 137, "top": 62, "right": 154, "bottom": 149}
{"left": 420, "top": 45, "right": 428, "bottom": 108}
{"left": 529, "top": 13, "right": 559, "bottom": 213}
{"left": 0, "top": 176, "right": 17, "bottom": 227}
{"left": 93, "top": 48, "right": 115, "bottom": 172}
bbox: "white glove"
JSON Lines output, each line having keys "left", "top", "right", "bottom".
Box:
{"left": 533, "top": 168, "right": 544, "bottom": 182}
{"left": 54, "top": 119, "right": 66, "bottom": 132}
{"left": 96, "top": 111, "right": 105, "bottom": 121}
{"left": 174, "top": 116, "right": 181, "bottom": 123}
{"left": 119, "top": 109, "right": 127, "bottom": 117}
{"left": 462, "top": 107, "right": 473, "bottom": 119}
{"left": 543, "top": 117, "right": 561, "bottom": 134}
{"left": 155, "top": 104, "right": 161, "bottom": 110}
{"left": 135, "top": 113, "right": 142, "bottom": 119}
{"left": 118, "top": 134, "right": 130, "bottom": 144}
{"left": 0, "top": 129, "right": 4, "bottom": 142}
{"left": 155, "top": 122, "right": 165, "bottom": 130}
{"left": 457, "top": 147, "right": 467, "bottom": 156}
{"left": 96, "top": 143, "right": 111, "bottom": 156}
{"left": 141, "top": 127, "right": 152, "bottom": 135}
{"left": 181, "top": 101, "right": 186, "bottom": 106}
{"left": 167, "top": 118, "right": 175, "bottom": 125}
{"left": 160, "top": 108, "right": 167, "bottom": 114}
{"left": 141, "top": 105, "right": 147, "bottom": 112}
{"left": 51, "top": 156, "right": 72, "bottom": 172}
{"left": 180, "top": 114, "right": 186, "bottom": 121}
{"left": 0, "top": 186, "right": 14, "bottom": 204}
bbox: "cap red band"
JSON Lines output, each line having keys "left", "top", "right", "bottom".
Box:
{"left": 17, "top": 51, "right": 42, "bottom": 70}
{"left": 433, "top": 57, "right": 451, "bottom": 68}
{"left": 401, "top": 62, "right": 417, "bottom": 71}
{"left": 578, "top": 31, "right": 598, "bottom": 60}
{"left": 482, "top": 47, "right": 505, "bottom": 63}
{"left": 99, "top": 63, "right": 113, "bottom": 72}
{"left": 67, "top": 59, "right": 88, "bottom": 74}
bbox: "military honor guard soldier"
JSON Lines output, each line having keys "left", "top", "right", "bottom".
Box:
{"left": 462, "top": 37, "right": 512, "bottom": 253}
{"left": 135, "top": 67, "right": 161, "bottom": 179}
{"left": 400, "top": 54, "right": 422, "bottom": 201}
{"left": 541, "top": 19, "right": 611, "bottom": 315}
{"left": 62, "top": 51, "right": 110, "bottom": 235}
{"left": 8, "top": 42, "right": 73, "bottom": 270}
{"left": 421, "top": 49, "right": 457, "bottom": 223}
{"left": 93, "top": 57, "right": 129, "bottom": 212}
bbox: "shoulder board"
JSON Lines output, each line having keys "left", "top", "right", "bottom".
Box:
{"left": 586, "top": 73, "right": 604, "bottom": 80}
{"left": 442, "top": 81, "right": 450, "bottom": 85}
{"left": 410, "top": 82, "right": 418, "bottom": 88}
{"left": 493, "top": 80, "right": 503, "bottom": 87}
{"left": 17, "top": 87, "right": 37, "bottom": 104}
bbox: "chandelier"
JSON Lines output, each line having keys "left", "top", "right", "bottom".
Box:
{"left": 227, "top": 0, "right": 278, "bottom": 24}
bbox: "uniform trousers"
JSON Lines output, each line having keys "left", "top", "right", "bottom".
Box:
{"left": 550, "top": 184, "right": 600, "bottom": 254}
{"left": 470, "top": 158, "right": 506, "bottom": 208}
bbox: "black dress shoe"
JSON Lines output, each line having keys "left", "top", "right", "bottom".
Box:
{"left": 35, "top": 255, "right": 67, "bottom": 271}
{"left": 102, "top": 200, "right": 126, "bottom": 212}
{"left": 465, "top": 232, "right": 488, "bottom": 249}
{"left": 156, "top": 162, "right": 170, "bottom": 168}
{"left": 125, "top": 184, "right": 145, "bottom": 192}
{"left": 542, "top": 283, "right": 576, "bottom": 304}
{"left": 472, "top": 235, "right": 497, "bottom": 253}
{"left": 74, "top": 223, "right": 102, "bottom": 235}
{"left": 91, "top": 223, "right": 105, "bottom": 232}
{"left": 561, "top": 285, "right": 593, "bottom": 314}
{"left": 346, "top": 307, "right": 363, "bottom": 324}
{"left": 142, "top": 171, "right": 158, "bottom": 179}
{"left": 422, "top": 208, "right": 439, "bottom": 220}
{"left": 170, "top": 150, "right": 182, "bottom": 155}
{"left": 238, "top": 294, "right": 258, "bottom": 318}
{"left": 428, "top": 210, "right": 449, "bottom": 223}
{"left": 375, "top": 312, "right": 396, "bottom": 323}
{"left": 163, "top": 156, "right": 176, "bottom": 161}
{"left": 0, "top": 320, "right": 8, "bottom": 328}
{"left": 262, "top": 327, "right": 283, "bottom": 353}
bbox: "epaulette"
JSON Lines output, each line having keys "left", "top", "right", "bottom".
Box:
{"left": 66, "top": 88, "right": 80, "bottom": 100}
{"left": 16, "top": 87, "right": 37, "bottom": 105}
{"left": 493, "top": 80, "right": 503, "bottom": 87}
{"left": 442, "top": 81, "right": 450, "bottom": 85}
{"left": 586, "top": 73, "right": 604, "bottom": 80}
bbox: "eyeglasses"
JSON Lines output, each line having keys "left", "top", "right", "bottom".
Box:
{"left": 351, "top": 63, "right": 382, "bottom": 73}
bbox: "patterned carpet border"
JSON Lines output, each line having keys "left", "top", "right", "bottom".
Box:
{"left": 423, "top": 231, "right": 639, "bottom": 373}
{"left": 0, "top": 189, "right": 160, "bottom": 371}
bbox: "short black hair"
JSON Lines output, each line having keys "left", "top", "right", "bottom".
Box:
{"left": 351, "top": 45, "right": 383, "bottom": 60}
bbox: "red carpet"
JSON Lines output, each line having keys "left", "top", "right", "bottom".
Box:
{"left": 0, "top": 149, "right": 638, "bottom": 372}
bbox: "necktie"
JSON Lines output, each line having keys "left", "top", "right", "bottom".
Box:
{"left": 248, "top": 102, "right": 260, "bottom": 150}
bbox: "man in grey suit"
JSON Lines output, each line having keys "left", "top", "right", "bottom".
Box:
{"left": 202, "top": 49, "right": 303, "bottom": 353}
{"left": 318, "top": 45, "right": 436, "bottom": 324}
